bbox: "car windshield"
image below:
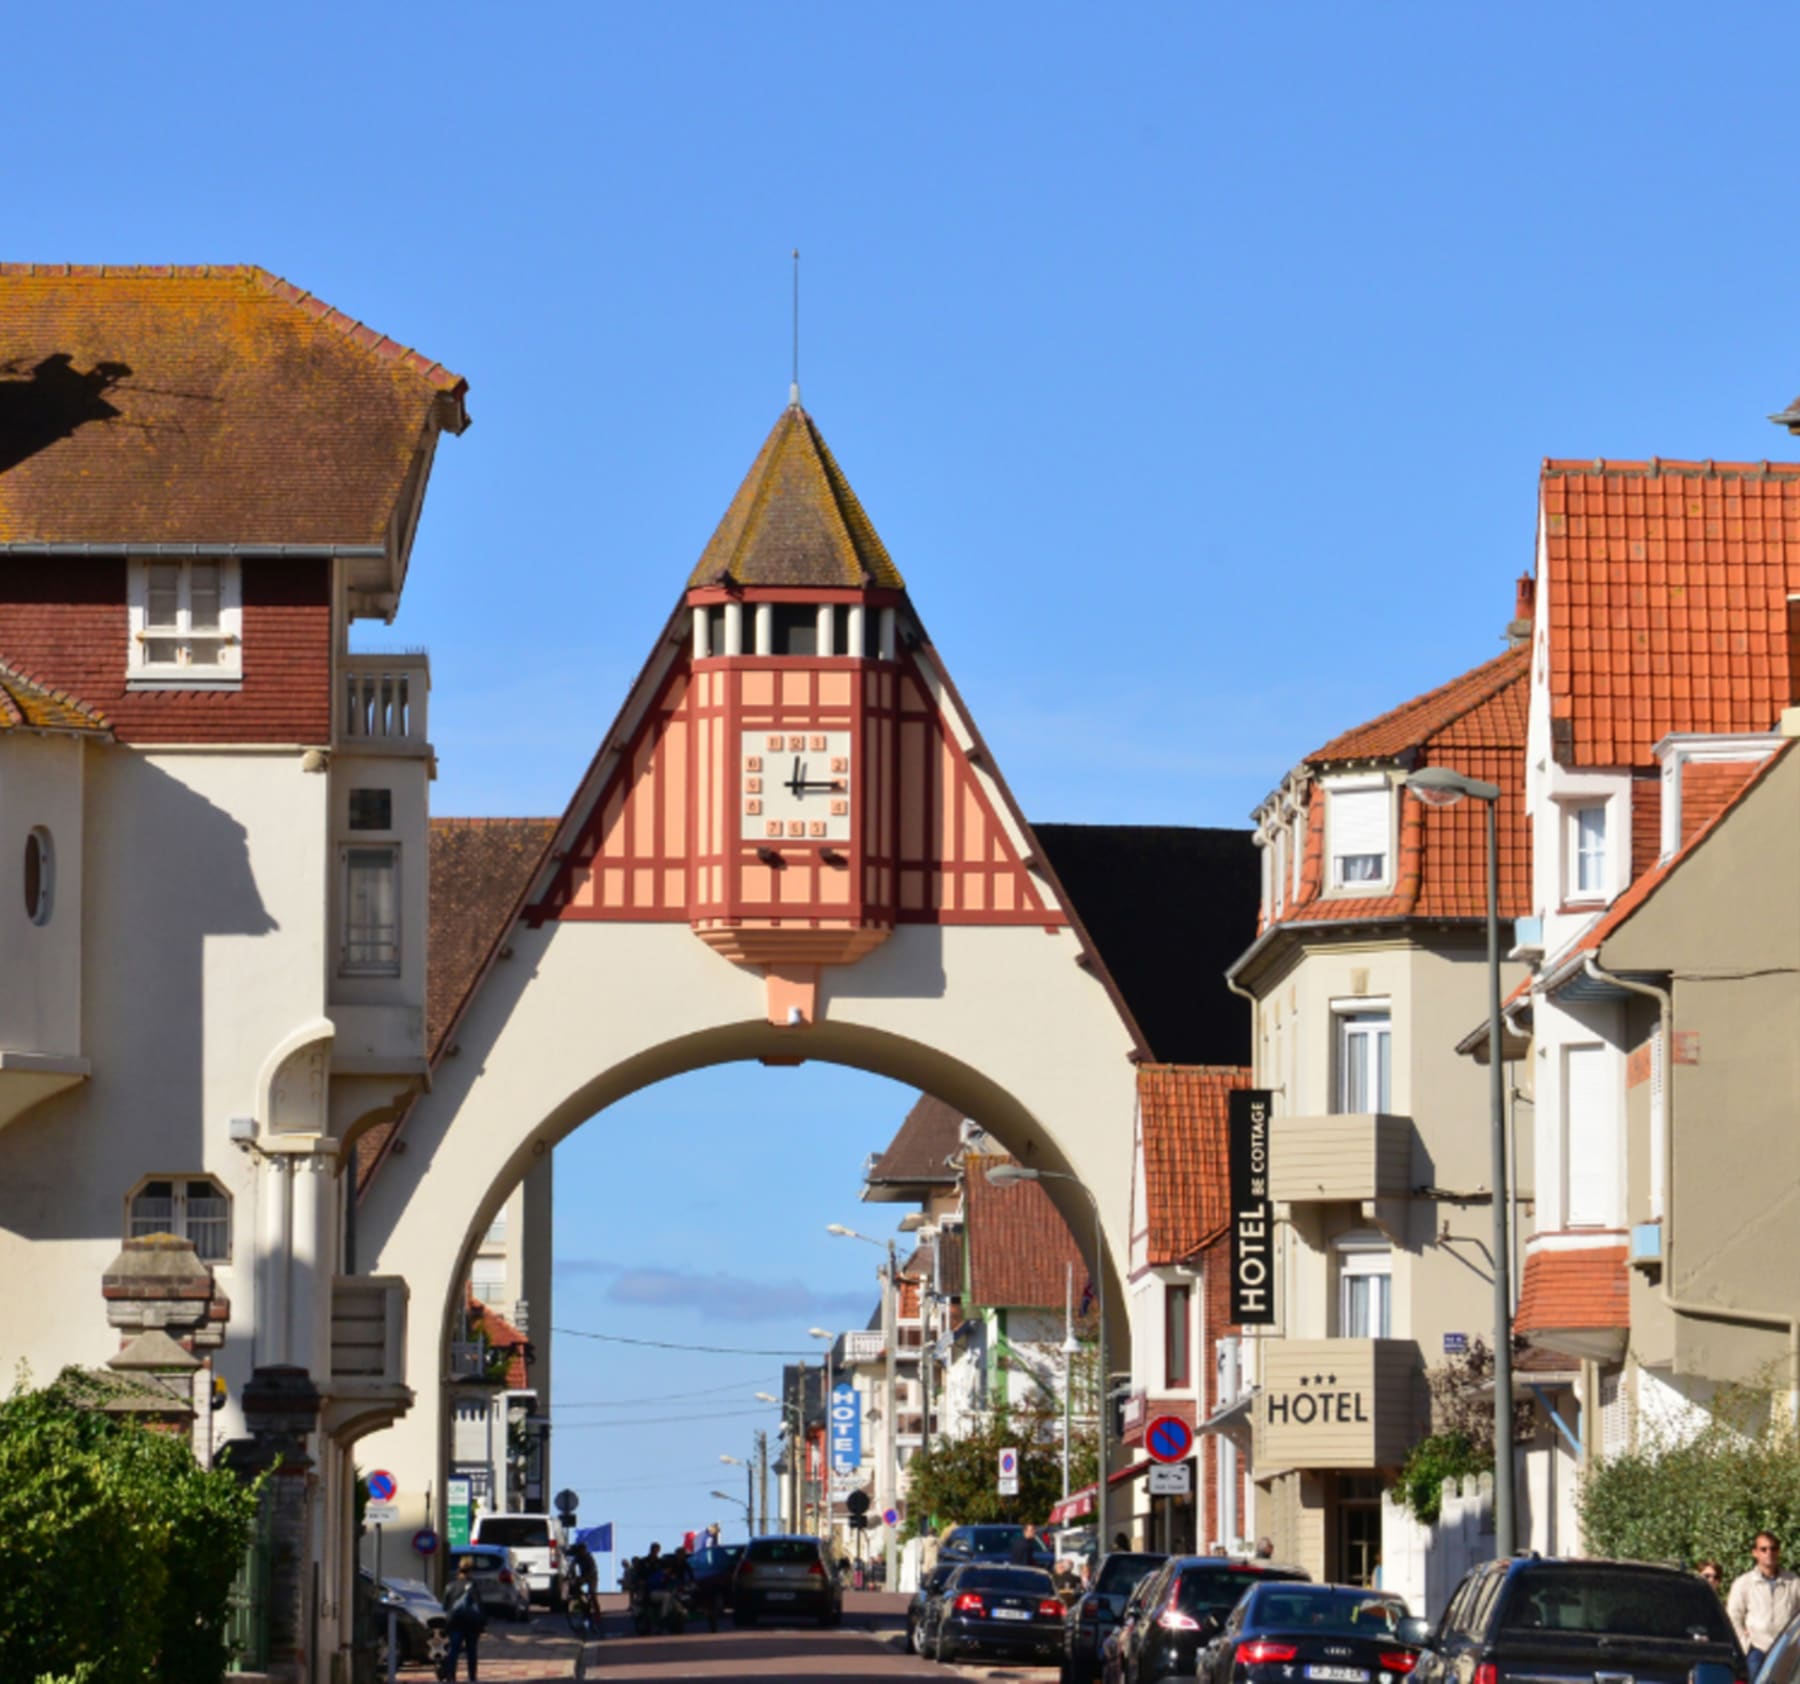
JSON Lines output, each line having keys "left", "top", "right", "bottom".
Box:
{"left": 1249, "top": 1587, "right": 1409, "bottom": 1635}
{"left": 1098, "top": 1554, "right": 1168, "bottom": 1596}
{"left": 1181, "top": 1566, "right": 1310, "bottom": 1617}
{"left": 748, "top": 1539, "right": 820, "bottom": 1564}
{"left": 967, "top": 1527, "right": 1029, "bottom": 1554}
{"left": 460, "top": 1552, "right": 508, "bottom": 1573}
{"left": 959, "top": 1567, "right": 1056, "bottom": 1594}
{"left": 927, "top": 1566, "right": 957, "bottom": 1593}
{"left": 476, "top": 1519, "right": 549, "bottom": 1547}
{"left": 1499, "top": 1571, "right": 1733, "bottom": 1642}
{"left": 386, "top": 1578, "right": 437, "bottom": 1600}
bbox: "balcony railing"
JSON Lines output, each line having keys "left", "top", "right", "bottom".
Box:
{"left": 1269, "top": 1113, "right": 1412, "bottom": 1205}
{"left": 338, "top": 654, "right": 429, "bottom": 751}
{"left": 1252, "top": 1338, "right": 1418, "bottom": 1469}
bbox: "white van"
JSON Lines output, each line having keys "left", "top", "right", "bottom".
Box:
{"left": 469, "top": 1512, "right": 562, "bottom": 1608}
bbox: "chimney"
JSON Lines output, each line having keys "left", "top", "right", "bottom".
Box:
{"left": 1506, "top": 574, "right": 1536, "bottom": 647}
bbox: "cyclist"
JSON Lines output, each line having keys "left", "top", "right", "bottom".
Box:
{"left": 564, "top": 1535, "right": 601, "bottom": 1634}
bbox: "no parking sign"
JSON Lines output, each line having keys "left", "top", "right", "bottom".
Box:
{"left": 997, "top": 1445, "right": 1019, "bottom": 1496}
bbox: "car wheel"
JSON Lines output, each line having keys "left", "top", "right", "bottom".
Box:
{"left": 909, "top": 1618, "right": 926, "bottom": 1654}
{"left": 936, "top": 1627, "right": 959, "bottom": 1665}
{"left": 426, "top": 1628, "right": 450, "bottom": 1666}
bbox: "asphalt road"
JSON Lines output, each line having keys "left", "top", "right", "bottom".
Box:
{"left": 418, "top": 1591, "right": 1062, "bottom": 1682}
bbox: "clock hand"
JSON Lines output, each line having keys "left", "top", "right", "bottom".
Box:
{"left": 788, "top": 756, "right": 805, "bottom": 795}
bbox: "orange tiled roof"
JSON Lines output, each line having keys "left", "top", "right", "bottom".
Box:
{"left": 1541, "top": 460, "right": 1800, "bottom": 767}
{"left": 1307, "top": 645, "right": 1528, "bottom": 764}
{"left": 468, "top": 1289, "right": 532, "bottom": 1390}
{"left": 1137, "top": 1065, "right": 1251, "bottom": 1265}
{"left": 964, "top": 1156, "right": 1088, "bottom": 1310}
{"left": 0, "top": 264, "right": 467, "bottom": 546}
{"left": 0, "top": 655, "right": 109, "bottom": 733}
{"left": 1514, "top": 1246, "right": 1628, "bottom": 1337}
{"left": 687, "top": 405, "right": 904, "bottom": 591}
{"left": 1678, "top": 759, "right": 1761, "bottom": 847}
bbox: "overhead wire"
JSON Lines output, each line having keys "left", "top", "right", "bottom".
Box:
{"left": 552, "top": 1324, "right": 813, "bottom": 1356}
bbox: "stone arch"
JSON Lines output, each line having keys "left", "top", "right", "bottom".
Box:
{"left": 257, "top": 1017, "right": 335, "bottom": 1137}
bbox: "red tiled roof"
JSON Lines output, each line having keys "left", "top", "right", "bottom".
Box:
{"left": 1514, "top": 1246, "right": 1628, "bottom": 1337}
{"left": 1540, "top": 460, "right": 1800, "bottom": 768}
{"left": 964, "top": 1157, "right": 1088, "bottom": 1310}
{"left": 1137, "top": 1065, "right": 1251, "bottom": 1265}
{"left": 1307, "top": 645, "right": 1527, "bottom": 764}
{"left": 0, "top": 265, "right": 467, "bottom": 546}
{"left": 0, "top": 654, "right": 109, "bottom": 733}
{"left": 1678, "top": 759, "right": 1760, "bottom": 847}
{"left": 467, "top": 1289, "right": 531, "bottom": 1390}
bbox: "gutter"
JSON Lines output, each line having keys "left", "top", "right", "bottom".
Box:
{"left": 0, "top": 542, "right": 386, "bottom": 558}
{"left": 1580, "top": 953, "right": 1800, "bottom": 1420}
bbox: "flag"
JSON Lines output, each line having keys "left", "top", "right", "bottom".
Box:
{"left": 577, "top": 1522, "right": 613, "bottom": 1554}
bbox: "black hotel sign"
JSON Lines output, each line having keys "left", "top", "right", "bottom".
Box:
{"left": 1229, "top": 1088, "right": 1275, "bottom": 1325}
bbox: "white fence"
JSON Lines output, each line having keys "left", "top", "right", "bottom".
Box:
{"left": 1381, "top": 1473, "right": 1495, "bottom": 1622}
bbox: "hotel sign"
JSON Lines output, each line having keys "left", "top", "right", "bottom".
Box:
{"left": 1229, "top": 1089, "right": 1275, "bottom": 1325}
{"left": 1253, "top": 1339, "right": 1417, "bottom": 1470}
{"left": 829, "top": 1381, "right": 862, "bottom": 1474}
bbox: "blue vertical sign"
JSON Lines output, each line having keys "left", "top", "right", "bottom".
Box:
{"left": 830, "top": 1382, "right": 861, "bottom": 1473}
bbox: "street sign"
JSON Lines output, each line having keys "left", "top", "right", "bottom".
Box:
{"left": 366, "top": 1501, "right": 399, "bottom": 1526}
{"left": 447, "top": 1476, "right": 473, "bottom": 1550}
{"left": 1149, "top": 1463, "right": 1192, "bottom": 1496}
{"left": 998, "top": 1445, "right": 1020, "bottom": 1496}
{"left": 883, "top": 1507, "right": 899, "bottom": 1527}
{"left": 367, "top": 1469, "right": 398, "bottom": 1502}
{"left": 413, "top": 1528, "right": 439, "bottom": 1556}
{"left": 1145, "top": 1415, "right": 1194, "bottom": 1464}
{"left": 555, "top": 1487, "right": 580, "bottom": 1516}
{"left": 830, "top": 1381, "right": 863, "bottom": 1474}
{"left": 846, "top": 1489, "right": 871, "bottom": 1516}
{"left": 1443, "top": 1331, "right": 1469, "bottom": 1355}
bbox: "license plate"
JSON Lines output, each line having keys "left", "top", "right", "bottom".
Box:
{"left": 1306, "top": 1668, "right": 1368, "bottom": 1681}
{"left": 766, "top": 1590, "right": 796, "bottom": 1600}
{"left": 993, "top": 1608, "right": 1031, "bottom": 1620}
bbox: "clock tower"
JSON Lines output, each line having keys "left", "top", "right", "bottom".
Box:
{"left": 528, "top": 402, "right": 1067, "bottom": 1024}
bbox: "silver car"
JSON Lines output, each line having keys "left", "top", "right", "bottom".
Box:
{"left": 447, "top": 1545, "right": 531, "bottom": 1622}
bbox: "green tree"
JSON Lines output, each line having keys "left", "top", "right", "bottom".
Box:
{"left": 1391, "top": 1339, "right": 1534, "bottom": 1524}
{"left": 0, "top": 1369, "right": 261, "bottom": 1684}
{"left": 904, "top": 1400, "right": 1095, "bottom": 1538}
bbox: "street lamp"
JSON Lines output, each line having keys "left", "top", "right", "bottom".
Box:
{"left": 720, "top": 1453, "right": 754, "bottom": 1535}
{"left": 1405, "top": 764, "right": 1515, "bottom": 1557}
{"left": 829, "top": 1223, "right": 901, "bottom": 1586}
{"left": 985, "top": 1163, "right": 1110, "bottom": 1550}
{"left": 756, "top": 1389, "right": 809, "bottom": 1533}
{"left": 710, "top": 1489, "right": 753, "bottom": 1537}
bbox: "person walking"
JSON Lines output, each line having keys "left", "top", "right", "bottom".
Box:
{"left": 1009, "top": 1522, "right": 1041, "bottom": 1564}
{"left": 1698, "top": 1561, "right": 1724, "bottom": 1596}
{"left": 1728, "top": 1532, "right": 1800, "bottom": 1676}
{"left": 441, "top": 1558, "right": 487, "bottom": 1682}
{"left": 1255, "top": 1536, "right": 1275, "bottom": 1560}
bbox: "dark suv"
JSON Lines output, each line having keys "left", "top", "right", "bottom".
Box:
{"left": 1109, "top": 1557, "right": 1309, "bottom": 1684}
{"left": 1412, "top": 1556, "right": 1744, "bottom": 1684}
{"left": 1063, "top": 1551, "right": 1167, "bottom": 1684}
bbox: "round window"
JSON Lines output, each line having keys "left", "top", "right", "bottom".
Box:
{"left": 23, "top": 828, "right": 53, "bottom": 925}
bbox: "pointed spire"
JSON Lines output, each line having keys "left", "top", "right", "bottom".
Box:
{"left": 688, "top": 407, "right": 905, "bottom": 591}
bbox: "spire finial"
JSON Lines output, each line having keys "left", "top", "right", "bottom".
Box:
{"left": 789, "top": 248, "right": 801, "bottom": 408}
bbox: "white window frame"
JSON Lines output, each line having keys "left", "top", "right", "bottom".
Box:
{"left": 127, "top": 558, "right": 244, "bottom": 690}
{"left": 1567, "top": 802, "right": 1609, "bottom": 902}
{"left": 127, "top": 1174, "right": 232, "bottom": 1263}
{"left": 1333, "top": 1230, "right": 1392, "bottom": 1339}
{"left": 1563, "top": 1041, "right": 1618, "bottom": 1229}
{"left": 1326, "top": 779, "right": 1393, "bottom": 891}
{"left": 1334, "top": 1005, "right": 1393, "bottom": 1114}
{"left": 340, "top": 843, "right": 401, "bottom": 977}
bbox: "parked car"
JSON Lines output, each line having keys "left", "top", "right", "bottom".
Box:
{"left": 1108, "top": 1556, "right": 1310, "bottom": 1684}
{"left": 1746, "top": 1601, "right": 1800, "bottom": 1684}
{"left": 469, "top": 1512, "right": 563, "bottom": 1608}
{"left": 732, "top": 1534, "right": 843, "bottom": 1627}
{"left": 448, "top": 1545, "right": 532, "bottom": 1622}
{"left": 925, "top": 1562, "right": 1068, "bottom": 1666}
{"left": 360, "top": 1570, "right": 450, "bottom": 1671}
{"left": 908, "top": 1560, "right": 961, "bottom": 1656}
{"left": 1063, "top": 1551, "right": 1168, "bottom": 1684}
{"left": 688, "top": 1541, "right": 747, "bottom": 1630}
{"left": 939, "top": 1523, "right": 1056, "bottom": 1568}
{"left": 1409, "top": 1556, "right": 1743, "bottom": 1684}
{"left": 1195, "top": 1582, "right": 1415, "bottom": 1684}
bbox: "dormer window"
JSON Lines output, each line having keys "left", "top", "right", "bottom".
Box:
{"left": 1328, "top": 781, "right": 1391, "bottom": 888}
{"left": 1568, "top": 802, "right": 1608, "bottom": 901}
{"left": 127, "top": 558, "right": 242, "bottom": 689}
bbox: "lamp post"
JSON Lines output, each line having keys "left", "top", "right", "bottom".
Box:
{"left": 829, "top": 1224, "right": 900, "bottom": 1586}
{"left": 719, "top": 1454, "right": 754, "bottom": 1538}
{"left": 1405, "top": 764, "right": 1515, "bottom": 1557}
{"left": 984, "top": 1164, "right": 1109, "bottom": 1551}
{"left": 756, "top": 1388, "right": 809, "bottom": 1533}
{"left": 710, "top": 1489, "right": 753, "bottom": 1537}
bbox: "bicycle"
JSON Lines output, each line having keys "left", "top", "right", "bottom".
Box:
{"left": 563, "top": 1574, "right": 602, "bottom": 1637}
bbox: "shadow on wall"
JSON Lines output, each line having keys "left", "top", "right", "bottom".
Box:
{"left": 0, "top": 758, "right": 278, "bottom": 1241}
{"left": 0, "top": 354, "right": 133, "bottom": 476}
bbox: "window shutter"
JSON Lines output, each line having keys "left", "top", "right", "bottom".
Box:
{"left": 1565, "top": 1045, "right": 1616, "bottom": 1226}
{"left": 1330, "top": 787, "right": 1389, "bottom": 876}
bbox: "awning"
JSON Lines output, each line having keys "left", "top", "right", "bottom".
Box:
{"left": 1198, "top": 1391, "right": 1254, "bottom": 1444}
{"left": 1047, "top": 1460, "right": 1153, "bottom": 1527}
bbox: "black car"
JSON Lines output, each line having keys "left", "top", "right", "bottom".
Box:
{"left": 360, "top": 1570, "right": 450, "bottom": 1672}
{"left": 1410, "top": 1556, "right": 1743, "bottom": 1684}
{"left": 1112, "top": 1557, "right": 1312, "bottom": 1684}
{"left": 925, "top": 1563, "right": 1069, "bottom": 1665}
{"left": 1195, "top": 1583, "right": 1416, "bottom": 1684}
{"left": 908, "top": 1560, "right": 960, "bottom": 1656}
{"left": 1063, "top": 1551, "right": 1168, "bottom": 1684}
{"left": 939, "top": 1523, "right": 1056, "bottom": 1569}
{"left": 687, "top": 1542, "right": 746, "bottom": 1630}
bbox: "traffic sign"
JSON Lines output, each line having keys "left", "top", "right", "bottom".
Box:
{"left": 366, "top": 1501, "right": 399, "bottom": 1526}
{"left": 846, "top": 1489, "right": 871, "bottom": 1516}
{"left": 998, "top": 1445, "right": 1020, "bottom": 1496}
{"left": 883, "top": 1507, "right": 899, "bottom": 1527}
{"left": 367, "top": 1470, "right": 398, "bottom": 1502}
{"left": 1149, "top": 1463, "right": 1192, "bottom": 1496}
{"left": 555, "top": 1487, "right": 580, "bottom": 1517}
{"left": 413, "top": 1528, "right": 439, "bottom": 1556}
{"left": 1144, "top": 1415, "right": 1193, "bottom": 1464}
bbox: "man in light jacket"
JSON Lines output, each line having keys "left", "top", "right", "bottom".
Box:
{"left": 1728, "top": 1532, "right": 1800, "bottom": 1676}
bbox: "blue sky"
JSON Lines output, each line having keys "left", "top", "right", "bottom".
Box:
{"left": 14, "top": 2, "right": 1800, "bottom": 1559}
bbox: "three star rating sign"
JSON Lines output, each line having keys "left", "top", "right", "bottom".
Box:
{"left": 1264, "top": 1370, "right": 1370, "bottom": 1427}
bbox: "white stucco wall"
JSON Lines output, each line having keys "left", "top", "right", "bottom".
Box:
{"left": 0, "top": 733, "right": 87, "bottom": 1056}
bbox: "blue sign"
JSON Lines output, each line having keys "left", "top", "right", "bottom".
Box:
{"left": 830, "top": 1381, "right": 862, "bottom": 1472}
{"left": 412, "top": 1528, "right": 438, "bottom": 1556}
{"left": 576, "top": 1523, "right": 614, "bottom": 1554}
{"left": 367, "top": 1470, "right": 397, "bottom": 1502}
{"left": 1145, "top": 1415, "right": 1193, "bottom": 1464}
{"left": 1443, "top": 1332, "right": 1469, "bottom": 1355}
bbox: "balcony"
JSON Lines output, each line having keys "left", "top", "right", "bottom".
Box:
{"left": 337, "top": 654, "right": 429, "bottom": 753}
{"left": 322, "top": 1275, "right": 411, "bottom": 1439}
{"left": 1269, "top": 1113, "right": 1411, "bottom": 1206}
{"left": 1252, "top": 1338, "right": 1418, "bottom": 1470}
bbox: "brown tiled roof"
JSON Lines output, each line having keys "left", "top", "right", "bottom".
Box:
{"left": 687, "top": 405, "right": 904, "bottom": 590}
{"left": 0, "top": 265, "right": 467, "bottom": 546}
{"left": 965, "top": 1156, "right": 1088, "bottom": 1310}
{"left": 866, "top": 1094, "right": 964, "bottom": 1187}
{"left": 934, "top": 1227, "right": 965, "bottom": 1301}
{"left": 1137, "top": 1065, "right": 1252, "bottom": 1265}
{"left": 1514, "top": 1246, "right": 1628, "bottom": 1337}
{"left": 1540, "top": 460, "right": 1800, "bottom": 768}
{"left": 0, "top": 655, "right": 109, "bottom": 733}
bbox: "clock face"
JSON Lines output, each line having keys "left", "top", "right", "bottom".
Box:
{"left": 741, "top": 729, "right": 853, "bottom": 843}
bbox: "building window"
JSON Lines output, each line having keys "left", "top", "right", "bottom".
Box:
{"left": 1564, "top": 1042, "right": 1617, "bottom": 1227}
{"left": 342, "top": 845, "right": 400, "bottom": 975}
{"left": 1328, "top": 784, "right": 1390, "bottom": 887}
{"left": 1165, "top": 1282, "right": 1192, "bottom": 1387}
{"left": 1334, "top": 1232, "right": 1391, "bottom": 1338}
{"left": 23, "top": 827, "right": 52, "bottom": 925}
{"left": 771, "top": 604, "right": 818, "bottom": 656}
{"left": 1336, "top": 1011, "right": 1392, "bottom": 1113}
{"left": 348, "top": 788, "right": 393, "bottom": 832}
{"left": 1569, "top": 803, "right": 1608, "bottom": 899}
{"left": 128, "top": 1176, "right": 231, "bottom": 1262}
{"left": 127, "top": 558, "right": 243, "bottom": 688}
{"left": 470, "top": 1266, "right": 506, "bottom": 1305}
{"left": 1272, "top": 827, "right": 1288, "bottom": 915}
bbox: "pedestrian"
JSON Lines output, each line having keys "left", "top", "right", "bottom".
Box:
{"left": 1113, "top": 1531, "right": 1131, "bottom": 1552}
{"left": 1010, "top": 1522, "right": 1041, "bottom": 1564}
{"left": 1255, "top": 1536, "right": 1275, "bottom": 1560}
{"left": 441, "top": 1558, "right": 487, "bottom": 1682}
{"left": 1728, "top": 1532, "right": 1800, "bottom": 1677}
{"left": 1698, "top": 1561, "right": 1725, "bottom": 1595}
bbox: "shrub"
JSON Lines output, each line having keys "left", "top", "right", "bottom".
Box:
{"left": 1392, "top": 1431, "right": 1488, "bottom": 1524}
